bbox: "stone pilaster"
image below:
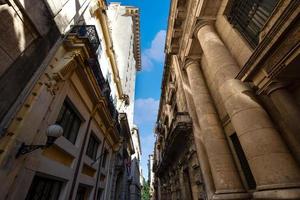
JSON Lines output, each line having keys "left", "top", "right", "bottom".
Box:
{"left": 195, "top": 23, "right": 300, "bottom": 190}
{"left": 184, "top": 58, "right": 244, "bottom": 194}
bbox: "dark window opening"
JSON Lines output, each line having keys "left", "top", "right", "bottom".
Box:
{"left": 97, "top": 188, "right": 103, "bottom": 200}
{"left": 183, "top": 168, "right": 193, "bottom": 200}
{"left": 76, "top": 185, "right": 89, "bottom": 200}
{"left": 227, "top": 0, "right": 279, "bottom": 47}
{"left": 86, "top": 133, "right": 100, "bottom": 160}
{"left": 25, "top": 175, "right": 62, "bottom": 200}
{"left": 230, "top": 133, "right": 256, "bottom": 189}
{"left": 102, "top": 149, "right": 108, "bottom": 168}
{"left": 56, "top": 99, "right": 82, "bottom": 144}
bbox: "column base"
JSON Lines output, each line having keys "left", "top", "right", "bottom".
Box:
{"left": 253, "top": 188, "right": 300, "bottom": 199}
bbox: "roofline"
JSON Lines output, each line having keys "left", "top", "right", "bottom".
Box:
{"left": 124, "top": 6, "right": 142, "bottom": 71}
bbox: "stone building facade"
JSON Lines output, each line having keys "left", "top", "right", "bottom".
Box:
{"left": 153, "top": 0, "right": 300, "bottom": 199}
{"left": 148, "top": 154, "right": 154, "bottom": 199}
{"left": 0, "top": 0, "right": 141, "bottom": 200}
{"left": 107, "top": 4, "right": 143, "bottom": 199}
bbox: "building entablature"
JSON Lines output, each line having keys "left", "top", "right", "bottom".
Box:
{"left": 166, "top": 0, "right": 222, "bottom": 58}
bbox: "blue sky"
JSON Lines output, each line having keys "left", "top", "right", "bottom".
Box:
{"left": 108, "top": 0, "right": 170, "bottom": 179}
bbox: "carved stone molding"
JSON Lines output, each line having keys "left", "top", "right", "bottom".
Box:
{"left": 44, "top": 74, "right": 59, "bottom": 96}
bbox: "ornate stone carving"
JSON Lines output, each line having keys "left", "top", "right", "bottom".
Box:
{"left": 44, "top": 73, "right": 60, "bottom": 96}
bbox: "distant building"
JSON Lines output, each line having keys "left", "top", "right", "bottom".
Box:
{"left": 107, "top": 2, "right": 141, "bottom": 129}
{"left": 107, "top": 3, "right": 142, "bottom": 200}
{"left": 154, "top": 0, "right": 300, "bottom": 199}
{"left": 148, "top": 154, "right": 155, "bottom": 199}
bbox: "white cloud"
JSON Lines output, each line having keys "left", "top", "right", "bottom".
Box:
{"left": 142, "top": 30, "right": 166, "bottom": 71}
{"left": 134, "top": 98, "right": 159, "bottom": 178}
{"left": 134, "top": 98, "right": 159, "bottom": 125}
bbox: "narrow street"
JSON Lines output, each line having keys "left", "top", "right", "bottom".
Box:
{"left": 0, "top": 0, "right": 300, "bottom": 200}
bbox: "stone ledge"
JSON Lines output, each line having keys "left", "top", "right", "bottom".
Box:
{"left": 253, "top": 188, "right": 300, "bottom": 199}
{"left": 213, "top": 192, "right": 252, "bottom": 200}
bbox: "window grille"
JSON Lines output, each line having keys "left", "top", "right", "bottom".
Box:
{"left": 86, "top": 133, "right": 100, "bottom": 160}
{"left": 227, "top": 0, "right": 278, "bottom": 47}
{"left": 56, "top": 100, "right": 81, "bottom": 144}
{"left": 25, "top": 176, "right": 62, "bottom": 200}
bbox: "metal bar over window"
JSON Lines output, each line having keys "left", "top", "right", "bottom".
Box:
{"left": 227, "top": 0, "right": 278, "bottom": 48}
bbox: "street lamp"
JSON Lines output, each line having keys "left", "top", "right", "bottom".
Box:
{"left": 15, "top": 124, "right": 63, "bottom": 158}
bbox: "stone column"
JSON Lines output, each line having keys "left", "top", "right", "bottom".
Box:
{"left": 195, "top": 22, "right": 300, "bottom": 190}
{"left": 185, "top": 58, "right": 244, "bottom": 193}
{"left": 267, "top": 83, "right": 300, "bottom": 163}
{"left": 174, "top": 59, "right": 215, "bottom": 199}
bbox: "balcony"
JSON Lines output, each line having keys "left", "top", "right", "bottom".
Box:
{"left": 165, "top": 112, "right": 192, "bottom": 142}
{"left": 70, "top": 25, "right": 101, "bottom": 53}
{"left": 156, "top": 112, "right": 192, "bottom": 175}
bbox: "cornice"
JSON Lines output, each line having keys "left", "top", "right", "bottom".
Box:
{"left": 124, "top": 7, "right": 141, "bottom": 71}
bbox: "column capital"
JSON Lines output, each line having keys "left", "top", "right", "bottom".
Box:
{"left": 193, "top": 19, "right": 214, "bottom": 38}
{"left": 265, "top": 80, "right": 291, "bottom": 95}
{"left": 183, "top": 56, "right": 201, "bottom": 70}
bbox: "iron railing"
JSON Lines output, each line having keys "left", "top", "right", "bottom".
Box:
{"left": 85, "top": 58, "right": 106, "bottom": 90}
{"left": 70, "top": 25, "right": 101, "bottom": 53}
{"left": 86, "top": 58, "right": 119, "bottom": 124}
{"left": 227, "top": 0, "right": 278, "bottom": 48}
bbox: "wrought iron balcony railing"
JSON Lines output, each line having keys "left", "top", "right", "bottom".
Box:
{"left": 227, "top": 0, "right": 278, "bottom": 48}
{"left": 86, "top": 58, "right": 119, "bottom": 125}
{"left": 85, "top": 58, "right": 106, "bottom": 90}
{"left": 70, "top": 25, "right": 101, "bottom": 53}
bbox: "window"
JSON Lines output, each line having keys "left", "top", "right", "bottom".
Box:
{"left": 97, "top": 188, "right": 103, "bottom": 200}
{"left": 86, "top": 133, "right": 100, "bottom": 160}
{"left": 101, "top": 149, "right": 108, "bottom": 168}
{"left": 25, "top": 175, "right": 62, "bottom": 200}
{"left": 230, "top": 133, "right": 256, "bottom": 189}
{"left": 226, "top": 0, "right": 278, "bottom": 47}
{"left": 76, "top": 185, "right": 89, "bottom": 200}
{"left": 56, "top": 100, "right": 81, "bottom": 144}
